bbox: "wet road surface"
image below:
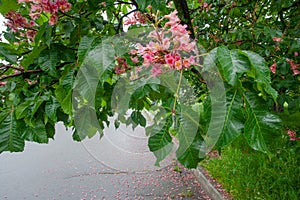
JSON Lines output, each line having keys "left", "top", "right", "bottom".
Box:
{"left": 0, "top": 122, "right": 211, "bottom": 200}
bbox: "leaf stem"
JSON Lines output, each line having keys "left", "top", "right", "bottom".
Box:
{"left": 172, "top": 69, "right": 183, "bottom": 114}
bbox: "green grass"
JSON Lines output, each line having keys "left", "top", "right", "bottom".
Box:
{"left": 201, "top": 138, "right": 300, "bottom": 200}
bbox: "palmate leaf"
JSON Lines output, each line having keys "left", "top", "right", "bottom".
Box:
{"left": 217, "top": 46, "right": 250, "bottom": 86}
{"left": 243, "top": 92, "right": 281, "bottom": 153}
{"left": 216, "top": 90, "right": 244, "bottom": 147}
{"left": 0, "top": 111, "right": 24, "bottom": 153}
{"left": 176, "top": 105, "right": 203, "bottom": 168}
{"left": 148, "top": 116, "right": 173, "bottom": 166}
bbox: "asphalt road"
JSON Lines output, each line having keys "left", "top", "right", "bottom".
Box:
{"left": 0, "top": 122, "right": 211, "bottom": 200}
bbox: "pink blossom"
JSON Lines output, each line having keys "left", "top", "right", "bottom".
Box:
{"left": 288, "top": 130, "right": 296, "bottom": 138}
{"left": 170, "top": 24, "right": 188, "bottom": 36}
{"left": 273, "top": 37, "right": 282, "bottom": 42}
{"left": 124, "top": 11, "right": 147, "bottom": 26}
{"left": 162, "top": 38, "right": 170, "bottom": 49}
{"left": 182, "top": 56, "right": 195, "bottom": 68}
{"left": 286, "top": 58, "right": 300, "bottom": 75}
{"left": 29, "top": 13, "right": 41, "bottom": 20}
{"left": 174, "top": 60, "right": 182, "bottom": 70}
{"left": 57, "top": 0, "right": 71, "bottom": 13}
{"left": 143, "top": 53, "right": 154, "bottom": 63}
{"left": 294, "top": 52, "right": 299, "bottom": 57}
{"left": 293, "top": 69, "right": 300, "bottom": 75}
{"left": 165, "top": 54, "right": 175, "bottom": 67}
{"left": 164, "top": 10, "right": 180, "bottom": 27}
{"left": 26, "top": 30, "right": 37, "bottom": 41}
{"left": 270, "top": 63, "right": 276, "bottom": 74}
{"left": 0, "top": 82, "right": 7, "bottom": 86}
{"left": 287, "top": 130, "right": 300, "bottom": 141}
{"left": 49, "top": 15, "right": 58, "bottom": 26}
{"left": 130, "top": 56, "right": 139, "bottom": 63}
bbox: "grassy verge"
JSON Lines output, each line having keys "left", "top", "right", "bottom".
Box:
{"left": 201, "top": 137, "right": 300, "bottom": 200}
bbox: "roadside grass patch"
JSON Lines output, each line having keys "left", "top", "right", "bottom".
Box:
{"left": 201, "top": 137, "right": 300, "bottom": 200}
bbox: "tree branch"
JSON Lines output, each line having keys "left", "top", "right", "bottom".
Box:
{"left": 0, "top": 69, "right": 43, "bottom": 81}
{"left": 116, "top": 9, "right": 138, "bottom": 33}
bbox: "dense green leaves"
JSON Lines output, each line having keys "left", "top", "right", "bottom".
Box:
{"left": 0, "top": 0, "right": 297, "bottom": 170}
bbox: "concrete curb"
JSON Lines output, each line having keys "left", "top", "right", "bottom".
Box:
{"left": 192, "top": 166, "right": 225, "bottom": 200}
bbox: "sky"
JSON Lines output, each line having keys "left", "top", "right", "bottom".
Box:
{"left": 0, "top": 14, "right": 5, "bottom": 33}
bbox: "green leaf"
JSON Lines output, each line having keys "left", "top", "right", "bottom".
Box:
{"left": 15, "top": 101, "right": 31, "bottom": 120}
{"left": 45, "top": 123, "right": 55, "bottom": 139}
{"left": 78, "top": 35, "right": 95, "bottom": 63}
{"left": 130, "top": 110, "right": 146, "bottom": 127}
{"left": 0, "top": 111, "right": 24, "bottom": 153}
{"left": 243, "top": 93, "right": 281, "bottom": 153}
{"left": 73, "top": 63, "right": 99, "bottom": 105}
{"left": 21, "top": 120, "right": 48, "bottom": 143}
{"left": 61, "top": 90, "right": 72, "bottom": 115}
{"left": 21, "top": 45, "right": 46, "bottom": 68}
{"left": 31, "top": 99, "right": 44, "bottom": 117}
{"left": 74, "top": 105, "right": 102, "bottom": 140}
{"left": 148, "top": 116, "right": 174, "bottom": 166}
{"left": 38, "top": 48, "right": 59, "bottom": 77}
{"left": 0, "top": 0, "right": 20, "bottom": 14}
{"left": 0, "top": 42, "right": 18, "bottom": 63}
{"left": 217, "top": 90, "right": 244, "bottom": 147}
{"left": 55, "top": 85, "right": 72, "bottom": 115}
{"left": 176, "top": 106, "right": 203, "bottom": 168}
{"left": 241, "top": 50, "right": 278, "bottom": 100}
{"left": 45, "top": 96, "right": 60, "bottom": 121}
{"left": 217, "top": 46, "right": 250, "bottom": 86}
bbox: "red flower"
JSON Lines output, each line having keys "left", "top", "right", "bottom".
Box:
{"left": 269, "top": 63, "right": 277, "bottom": 74}
{"left": 273, "top": 37, "right": 282, "bottom": 42}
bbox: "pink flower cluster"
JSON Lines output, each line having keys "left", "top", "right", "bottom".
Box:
{"left": 270, "top": 58, "right": 300, "bottom": 76}
{"left": 114, "top": 57, "right": 131, "bottom": 75}
{"left": 116, "top": 10, "right": 197, "bottom": 78}
{"left": 18, "top": 0, "right": 71, "bottom": 25}
{"left": 5, "top": 11, "right": 37, "bottom": 41}
{"left": 124, "top": 11, "right": 148, "bottom": 26}
{"left": 287, "top": 130, "right": 300, "bottom": 141}
{"left": 286, "top": 58, "right": 300, "bottom": 75}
